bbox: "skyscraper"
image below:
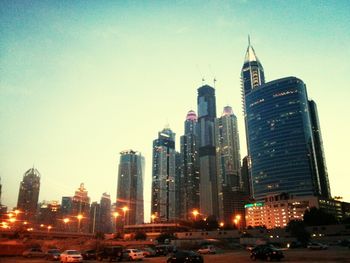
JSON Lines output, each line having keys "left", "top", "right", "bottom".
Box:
{"left": 89, "top": 201, "right": 101, "bottom": 234}
{"left": 117, "top": 150, "right": 145, "bottom": 225}
{"left": 151, "top": 127, "right": 176, "bottom": 221}
{"left": 246, "top": 77, "right": 321, "bottom": 200}
{"left": 215, "top": 106, "right": 244, "bottom": 222}
{"left": 197, "top": 85, "right": 219, "bottom": 218}
{"left": 17, "top": 167, "right": 41, "bottom": 221}
{"left": 71, "top": 183, "right": 91, "bottom": 233}
{"left": 99, "top": 193, "right": 112, "bottom": 233}
{"left": 309, "top": 100, "right": 331, "bottom": 199}
{"left": 179, "top": 110, "right": 200, "bottom": 220}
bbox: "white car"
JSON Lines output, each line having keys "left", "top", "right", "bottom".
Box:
{"left": 60, "top": 250, "right": 83, "bottom": 263}
{"left": 124, "top": 249, "right": 144, "bottom": 261}
{"left": 197, "top": 245, "right": 216, "bottom": 254}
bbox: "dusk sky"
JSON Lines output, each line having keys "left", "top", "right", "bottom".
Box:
{"left": 1, "top": 0, "right": 349, "bottom": 220}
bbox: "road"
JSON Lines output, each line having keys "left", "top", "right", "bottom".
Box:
{"left": 1, "top": 247, "right": 349, "bottom": 263}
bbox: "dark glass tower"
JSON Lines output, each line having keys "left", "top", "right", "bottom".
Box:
{"left": 151, "top": 128, "right": 176, "bottom": 221}
{"left": 197, "top": 85, "right": 219, "bottom": 218}
{"left": 17, "top": 168, "right": 41, "bottom": 221}
{"left": 117, "top": 150, "right": 145, "bottom": 225}
{"left": 308, "top": 100, "right": 331, "bottom": 198}
{"left": 179, "top": 110, "right": 200, "bottom": 220}
{"left": 246, "top": 77, "right": 321, "bottom": 200}
{"left": 99, "top": 193, "right": 112, "bottom": 233}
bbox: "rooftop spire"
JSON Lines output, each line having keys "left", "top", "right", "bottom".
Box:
{"left": 244, "top": 35, "right": 259, "bottom": 63}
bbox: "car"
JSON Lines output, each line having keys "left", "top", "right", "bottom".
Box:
{"left": 140, "top": 247, "right": 156, "bottom": 257}
{"left": 197, "top": 245, "right": 216, "bottom": 254}
{"left": 60, "top": 250, "right": 83, "bottom": 263}
{"left": 155, "top": 245, "right": 176, "bottom": 256}
{"left": 46, "top": 249, "right": 61, "bottom": 261}
{"left": 81, "top": 249, "right": 97, "bottom": 260}
{"left": 96, "top": 246, "right": 123, "bottom": 261}
{"left": 123, "top": 249, "right": 144, "bottom": 261}
{"left": 22, "top": 247, "right": 46, "bottom": 258}
{"left": 167, "top": 250, "right": 203, "bottom": 263}
{"left": 250, "top": 245, "right": 284, "bottom": 261}
{"left": 307, "top": 242, "right": 328, "bottom": 250}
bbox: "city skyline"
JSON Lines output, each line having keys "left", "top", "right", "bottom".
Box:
{"left": 1, "top": 0, "right": 350, "bottom": 219}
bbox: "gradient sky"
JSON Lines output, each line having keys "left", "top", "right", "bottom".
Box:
{"left": 1, "top": 0, "right": 350, "bottom": 221}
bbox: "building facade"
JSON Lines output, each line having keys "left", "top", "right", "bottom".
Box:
{"left": 71, "top": 183, "right": 91, "bottom": 233}
{"left": 179, "top": 110, "right": 200, "bottom": 220}
{"left": 99, "top": 193, "right": 112, "bottom": 233}
{"left": 197, "top": 85, "right": 219, "bottom": 218}
{"left": 309, "top": 100, "right": 331, "bottom": 199}
{"left": 117, "top": 150, "right": 145, "bottom": 225}
{"left": 246, "top": 77, "right": 321, "bottom": 200}
{"left": 151, "top": 128, "right": 176, "bottom": 221}
{"left": 17, "top": 167, "right": 41, "bottom": 221}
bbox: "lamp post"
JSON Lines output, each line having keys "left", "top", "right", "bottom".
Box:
{"left": 63, "top": 218, "right": 70, "bottom": 232}
{"left": 122, "top": 206, "right": 128, "bottom": 226}
{"left": 47, "top": 225, "right": 52, "bottom": 233}
{"left": 192, "top": 209, "right": 199, "bottom": 221}
{"left": 233, "top": 214, "right": 241, "bottom": 229}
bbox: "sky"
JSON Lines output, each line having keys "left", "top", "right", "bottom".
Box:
{"left": 1, "top": 0, "right": 350, "bottom": 221}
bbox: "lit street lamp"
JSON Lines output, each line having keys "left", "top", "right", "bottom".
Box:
{"left": 192, "top": 209, "right": 199, "bottom": 221}
{"left": 63, "top": 218, "right": 70, "bottom": 232}
{"left": 122, "top": 206, "right": 128, "bottom": 226}
{"left": 113, "top": 212, "right": 119, "bottom": 232}
{"left": 77, "top": 214, "right": 83, "bottom": 233}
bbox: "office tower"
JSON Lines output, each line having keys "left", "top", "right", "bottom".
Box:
{"left": 71, "top": 183, "right": 90, "bottom": 232}
{"left": 37, "top": 200, "right": 60, "bottom": 227}
{"left": 309, "top": 100, "right": 331, "bottom": 199}
{"left": 89, "top": 202, "right": 101, "bottom": 234}
{"left": 99, "top": 193, "right": 112, "bottom": 232}
{"left": 61, "top": 196, "right": 73, "bottom": 216}
{"left": 241, "top": 156, "right": 251, "bottom": 197}
{"left": 174, "top": 152, "right": 182, "bottom": 219}
{"left": 246, "top": 77, "right": 321, "bottom": 200}
{"left": 117, "top": 150, "right": 145, "bottom": 225}
{"left": 151, "top": 127, "right": 176, "bottom": 221}
{"left": 17, "top": 167, "right": 41, "bottom": 221}
{"left": 197, "top": 85, "right": 219, "bottom": 218}
{"left": 216, "top": 106, "right": 244, "bottom": 222}
{"left": 179, "top": 110, "right": 200, "bottom": 220}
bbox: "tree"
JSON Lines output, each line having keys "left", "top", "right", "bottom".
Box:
{"left": 286, "top": 220, "right": 310, "bottom": 245}
{"left": 156, "top": 232, "right": 175, "bottom": 244}
{"left": 303, "top": 207, "right": 338, "bottom": 226}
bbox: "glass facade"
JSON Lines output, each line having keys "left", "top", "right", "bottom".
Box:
{"left": 246, "top": 77, "right": 320, "bottom": 200}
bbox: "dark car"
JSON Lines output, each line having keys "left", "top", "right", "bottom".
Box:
{"left": 167, "top": 250, "right": 203, "bottom": 263}
{"left": 81, "top": 249, "right": 97, "bottom": 260}
{"left": 22, "top": 248, "right": 46, "bottom": 258}
{"left": 155, "top": 245, "right": 176, "bottom": 256}
{"left": 46, "top": 249, "right": 61, "bottom": 261}
{"left": 96, "top": 246, "right": 123, "bottom": 261}
{"left": 250, "top": 245, "right": 284, "bottom": 261}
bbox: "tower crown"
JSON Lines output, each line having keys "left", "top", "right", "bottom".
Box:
{"left": 244, "top": 36, "right": 260, "bottom": 64}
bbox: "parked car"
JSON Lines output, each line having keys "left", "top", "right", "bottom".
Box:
{"left": 155, "top": 245, "right": 176, "bottom": 256}
{"left": 46, "top": 249, "right": 61, "bottom": 261}
{"left": 81, "top": 249, "right": 97, "bottom": 260}
{"left": 307, "top": 242, "right": 328, "bottom": 250}
{"left": 197, "top": 245, "right": 216, "bottom": 254}
{"left": 167, "top": 250, "right": 203, "bottom": 263}
{"left": 60, "top": 250, "right": 83, "bottom": 263}
{"left": 96, "top": 246, "right": 123, "bottom": 261}
{"left": 22, "top": 248, "right": 46, "bottom": 258}
{"left": 123, "top": 249, "right": 144, "bottom": 261}
{"left": 250, "top": 245, "right": 284, "bottom": 261}
{"left": 140, "top": 247, "right": 156, "bottom": 257}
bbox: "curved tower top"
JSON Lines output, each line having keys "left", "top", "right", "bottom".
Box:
{"left": 186, "top": 110, "right": 198, "bottom": 121}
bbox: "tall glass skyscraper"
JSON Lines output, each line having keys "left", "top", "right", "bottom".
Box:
{"left": 17, "top": 167, "right": 41, "bottom": 221}
{"left": 151, "top": 128, "right": 176, "bottom": 221}
{"left": 216, "top": 106, "right": 245, "bottom": 222}
{"left": 309, "top": 100, "right": 331, "bottom": 198}
{"left": 117, "top": 150, "right": 145, "bottom": 225}
{"left": 179, "top": 110, "right": 200, "bottom": 220}
{"left": 197, "top": 85, "right": 219, "bottom": 218}
{"left": 246, "top": 77, "right": 321, "bottom": 200}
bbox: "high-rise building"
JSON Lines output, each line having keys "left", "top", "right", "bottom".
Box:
{"left": 117, "top": 150, "right": 145, "bottom": 225}
{"left": 151, "top": 127, "right": 176, "bottom": 221}
{"left": 17, "top": 167, "right": 41, "bottom": 221}
{"left": 197, "top": 85, "right": 219, "bottom": 218}
{"left": 71, "top": 183, "right": 90, "bottom": 233}
{"left": 99, "top": 193, "right": 112, "bottom": 233}
{"left": 246, "top": 77, "right": 321, "bottom": 200}
{"left": 61, "top": 196, "right": 73, "bottom": 216}
{"left": 216, "top": 106, "right": 245, "bottom": 223}
{"left": 89, "top": 201, "right": 101, "bottom": 234}
{"left": 241, "top": 156, "right": 251, "bottom": 197}
{"left": 309, "top": 100, "right": 331, "bottom": 199}
{"left": 37, "top": 200, "right": 60, "bottom": 227}
{"left": 175, "top": 151, "right": 182, "bottom": 219}
{"left": 179, "top": 110, "right": 200, "bottom": 220}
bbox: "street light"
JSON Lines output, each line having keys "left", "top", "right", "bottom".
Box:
{"left": 219, "top": 222, "right": 224, "bottom": 228}
{"left": 122, "top": 206, "right": 128, "bottom": 226}
{"left": 63, "top": 218, "right": 70, "bottom": 232}
{"left": 233, "top": 214, "right": 241, "bottom": 229}
{"left": 47, "top": 225, "right": 52, "bottom": 233}
{"left": 77, "top": 214, "right": 83, "bottom": 232}
{"left": 151, "top": 214, "right": 156, "bottom": 223}
{"left": 113, "top": 212, "right": 119, "bottom": 232}
{"left": 192, "top": 209, "right": 199, "bottom": 221}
